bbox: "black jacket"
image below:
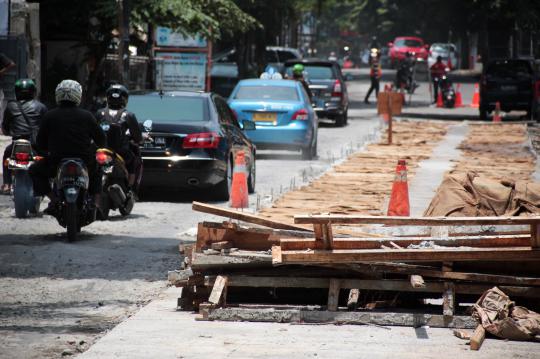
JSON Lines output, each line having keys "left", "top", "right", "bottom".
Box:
{"left": 95, "top": 107, "right": 142, "bottom": 154}
{"left": 37, "top": 104, "right": 106, "bottom": 160}
{"left": 2, "top": 99, "right": 47, "bottom": 140}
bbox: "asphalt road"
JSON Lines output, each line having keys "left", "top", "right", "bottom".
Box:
{"left": 0, "top": 80, "right": 381, "bottom": 358}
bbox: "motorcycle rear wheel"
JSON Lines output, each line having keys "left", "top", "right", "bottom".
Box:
{"left": 13, "top": 172, "right": 33, "bottom": 218}
{"left": 65, "top": 203, "right": 78, "bottom": 242}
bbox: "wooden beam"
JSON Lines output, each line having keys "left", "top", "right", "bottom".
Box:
{"left": 314, "top": 223, "right": 334, "bottom": 249}
{"left": 278, "top": 234, "right": 531, "bottom": 251}
{"left": 327, "top": 279, "right": 341, "bottom": 311}
{"left": 208, "top": 275, "right": 228, "bottom": 305}
{"left": 275, "top": 247, "right": 540, "bottom": 264}
{"left": 442, "top": 262, "right": 454, "bottom": 317}
{"left": 470, "top": 325, "right": 486, "bottom": 351}
{"left": 294, "top": 214, "right": 540, "bottom": 226}
{"left": 193, "top": 202, "right": 311, "bottom": 232}
{"left": 346, "top": 262, "right": 540, "bottom": 287}
{"left": 204, "top": 275, "right": 540, "bottom": 298}
{"left": 531, "top": 224, "right": 540, "bottom": 249}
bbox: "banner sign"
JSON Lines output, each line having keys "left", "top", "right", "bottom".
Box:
{"left": 155, "top": 52, "right": 207, "bottom": 91}
{"left": 155, "top": 27, "right": 207, "bottom": 48}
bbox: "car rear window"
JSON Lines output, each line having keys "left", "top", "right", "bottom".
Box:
{"left": 285, "top": 65, "right": 336, "bottom": 80}
{"left": 234, "top": 85, "right": 299, "bottom": 101}
{"left": 395, "top": 39, "right": 422, "bottom": 47}
{"left": 128, "top": 96, "right": 207, "bottom": 123}
{"left": 277, "top": 50, "right": 299, "bottom": 62}
{"left": 486, "top": 61, "right": 532, "bottom": 78}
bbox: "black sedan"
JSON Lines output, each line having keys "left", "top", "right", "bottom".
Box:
{"left": 128, "top": 91, "right": 256, "bottom": 200}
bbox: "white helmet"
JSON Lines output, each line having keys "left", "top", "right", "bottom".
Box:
{"left": 55, "top": 79, "right": 82, "bottom": 106}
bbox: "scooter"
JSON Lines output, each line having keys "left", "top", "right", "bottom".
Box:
{"left": 7, "top": 139, "right": 41, "bottom": 218}
{"left": 50, "top": 158, "right": 96, "bottom": 242}
{"left": 439, "top": 75, "right": 456, "bottom": 108}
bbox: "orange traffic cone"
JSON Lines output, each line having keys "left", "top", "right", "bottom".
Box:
{"left": 230, "top": 151, "right": 249, "bottom": 208}
{"left": 493, "top": 101, "right": 502, "bottom": 122}
{"left": 436, "top": 91, "right": 443, "bottom": 108}
{"left": 387, "top": 159, "right": 410, "bottom": 217}
{"left": 470, "top": 83, "right": 480, "bottom": 108}
{"left": 455, "top": 84, "right": 463, "bottom": 107}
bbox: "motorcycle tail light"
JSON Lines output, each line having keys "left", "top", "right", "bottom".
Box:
{"left": 96, "top": 151, "right": 111, "bottom": 165}
{"left": 183, "top": 132, "right": 221, "bottom": 149}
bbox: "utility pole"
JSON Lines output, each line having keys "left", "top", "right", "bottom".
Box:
{"left": 117, "top": 0, "right": 130, "bottom": 84}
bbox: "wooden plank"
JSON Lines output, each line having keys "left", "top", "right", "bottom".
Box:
{"left": 192, "top": 251, "right": 272, "bottom": 271}
{"left": 204, "top": 307, "right": 478, "bottom": 328}
{"left": 202, "top": 221, "right": 315, "bottom": 238}
{"left": 279, "top": 234, "right": 531, "bottom": 251}
{"left": 294, "top": 214, "right": 540, "bottom": 226}
{"left": 275, "top": 247, "right": 540, "bottom": 264}
{"left": 208, "top": 275, "right": 228, "bottom": 305}
{"left": 327, "top": 279, "right": 341, "bottom": 311}
{"left": 443, "top": 282, "right": 455, "bottom": 316}
{"left": 193, "top": 202, "right": 311, "bottom": 232}
{"left": 410, "top": 275, "right": 425, "bottom": 288}
{"left": 470, "top": 325, "right": 486, "bottom": 351}
{"left": 204, "top": 275, "right": 540, "bottom": 298}
{"left": 346, "top": 262, "right": 540, "bottom": 287}
{"left": 531, "top": 224, "right": 540, "bottom": 249}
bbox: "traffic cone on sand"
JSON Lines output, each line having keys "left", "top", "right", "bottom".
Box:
{"left": 387, "top": 159, "right": 410, "bottom": 217}
{"left": 471, "top": 83, "right": 480, "bottom": 108}
{"left": 230, "top": 151, "right": 249, "bottom": 208}
{"left": 455, "top": 84, "right": 463, "bottom": 107}
{"left": 493, "top": 101, "right": 502, "bottom": 122}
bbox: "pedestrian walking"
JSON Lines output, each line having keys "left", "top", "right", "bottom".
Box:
{"left": 364, "top": 50, "right": 381, "bottom": 104}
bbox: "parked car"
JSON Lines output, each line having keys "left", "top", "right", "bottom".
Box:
{"left": 479, "top": 59, "right": 540, "bottom": 121}
{"left": 428, "top": 43, "right": 459, "bottom": 70}
{"left": 211, "top": 46, "right": 302, "bottom": 97}
{"left": 284, "top": 59, "right": 349, "bottom": 126}
{"left": 228, "top": 79, "right": 318, "bottom": 160}
{"left": 388, "top": 36, "right": 429, "bottom": 67}
{"left": 128, "top": 91, "right": 256, "bottom": 199}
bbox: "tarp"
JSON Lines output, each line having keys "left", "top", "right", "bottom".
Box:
{"left": 424, "top": 172, "right": 540, "bottom": 217}
{"left": 472, "top": 287, "right": 540, "bottom": 341}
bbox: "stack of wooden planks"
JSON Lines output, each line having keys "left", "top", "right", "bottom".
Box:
{"left": 171, "top": 202, "right": 540, "bottom": 330}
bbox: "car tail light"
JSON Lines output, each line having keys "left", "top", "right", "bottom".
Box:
{"left": 292, "top": 109, "right": 309, "bottom": 121}
{"left": 15, "top": 152, "right": 31, "bottom": 164}
{"left": 332, "top": 80, "right": 343, "bottom": 98}
{"left": 96, "top": 151, "right": 111, "bottom": 165}
{"left": 183, "top": 132, "right": 221, "bottom": 149}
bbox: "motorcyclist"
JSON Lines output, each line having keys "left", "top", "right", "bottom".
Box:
{"left": 95, "top": 84, "right": 143, "bottom": 190}
{"left": 1, "top": 79, "right": 47, "bottom": 194}
{"left": 291, "top": 63, "right": 312, "bottom": 100}
{"left": 396, "top": 52, "right": 415, "bottom": 91}
{"left": 430, "top": 55, "right": 448, "bottom": 103}
{"left": 29, "top": 79, "right": 106, "bottom": 214}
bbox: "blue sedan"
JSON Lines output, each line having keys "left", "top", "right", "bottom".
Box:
{"left": 228, "top": 79, "right": 318, "bottom": 160}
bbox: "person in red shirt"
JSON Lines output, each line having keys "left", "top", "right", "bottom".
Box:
{"left": 430, "top": 56, "right": 447, "bottom": 103}
{"left": 364, "top": 50, "right": 382, "bottom": 104}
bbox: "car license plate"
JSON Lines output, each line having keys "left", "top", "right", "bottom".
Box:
{"left": 500, "top": 85, "right": 517, "bottom": 92}
{"left": 253, "top": 112, "right": 277, "bottom": 123}
{"left": 154, "top": 137, "right": 166, "bottom": 145}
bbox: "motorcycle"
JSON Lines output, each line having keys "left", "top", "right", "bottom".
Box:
{"left": 50, "top": 158, "right": 95, "bottom": 241}
{"left": 396, "top": 59, "right": 419, "bottom": 95}
{"left": 439, "top": 75, "right": 456, "bottom": 108}
{"left": 7, "top": 139, "right": 42, "bottom": 218}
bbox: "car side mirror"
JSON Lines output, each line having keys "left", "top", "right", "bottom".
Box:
{"left": 242, "top": 119, "right": 256, "bottom": 131}
{"left": 143, "top": 119, "right": 153, "bottom": 132}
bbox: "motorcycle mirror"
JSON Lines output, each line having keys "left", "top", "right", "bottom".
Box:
{"left": 143, "top": 119, "right": 153, "bottom": 132}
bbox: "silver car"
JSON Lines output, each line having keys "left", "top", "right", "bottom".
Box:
{"left": 428, "top": 43, "right": 459, "bottom": 70}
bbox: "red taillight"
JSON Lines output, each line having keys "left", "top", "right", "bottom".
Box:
{"left": 65, "top": 163, "right": 79, "bottom": 176}
{"left": 332, "top": 80, "right": 343, "bottom": 98}
{"left": 292, "top": 108, "right": 309, "bottom": 121}
{"left": 183, "top": 132, "right": 221, "bottom": 149}
{"left": 15, "top": 152, "right": 31, "bottom": 162}
{"left": 96, "top": 151, "right": 110, "bottom": 165}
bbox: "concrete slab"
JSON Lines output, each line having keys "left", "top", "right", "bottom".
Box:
{"left": 80, "top": 287, "right": 540, "bottom": 359}
{"left": 408, "top": 122, "right": 468, "bottom": 216}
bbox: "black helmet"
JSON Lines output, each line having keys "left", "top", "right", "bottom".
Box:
{"left": 436, "top": 55, "right": 443, "bottom": 62}
{"left": 14, "top": 78, "right": 36, "bottom": 101}
{"left": 106, "top": 83, "right": 129, "bottom": 109}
